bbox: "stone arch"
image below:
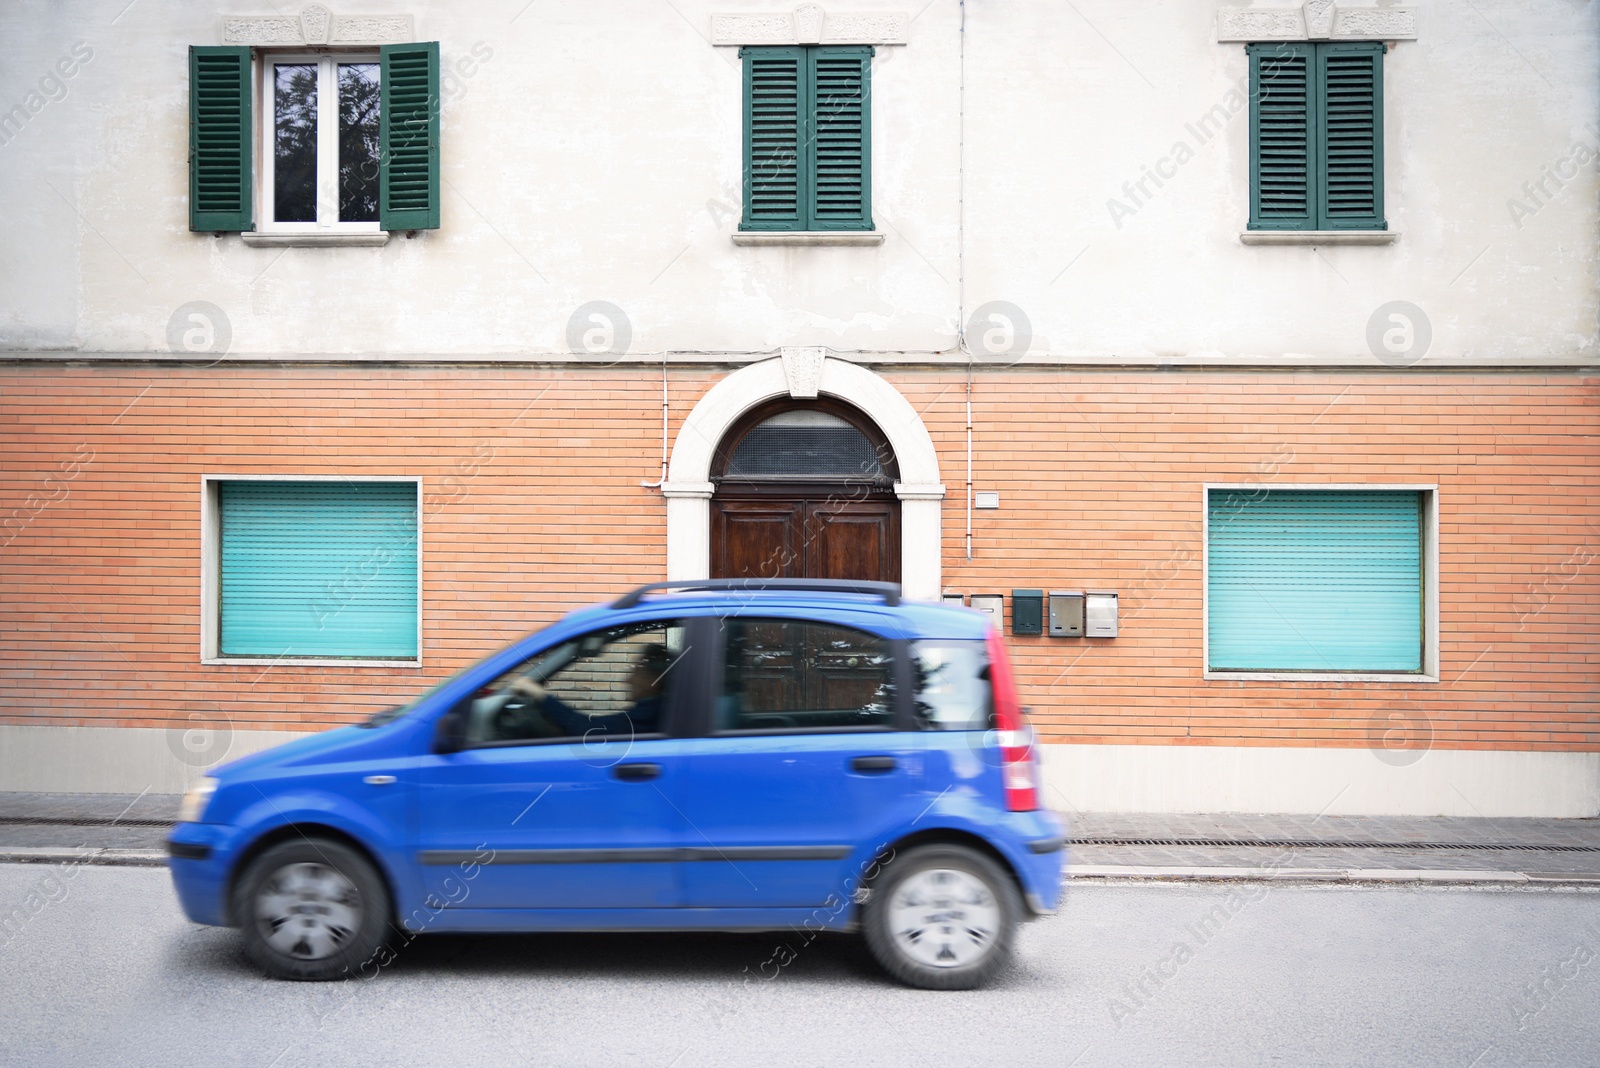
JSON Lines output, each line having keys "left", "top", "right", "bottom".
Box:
{"left": 661, "top": 354, "right": 945, "bottom": 599}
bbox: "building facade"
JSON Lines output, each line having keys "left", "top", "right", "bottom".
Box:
{"left": 1, "top": 0, "right": 1596, "bottom": 815}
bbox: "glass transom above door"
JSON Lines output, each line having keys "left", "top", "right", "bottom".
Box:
{"left": 725, "top": 411, "right": 886, "bottom": 480}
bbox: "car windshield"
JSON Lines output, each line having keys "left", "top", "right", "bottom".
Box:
{"left": 360, "top": 641, "right": 528, "bottom": 727}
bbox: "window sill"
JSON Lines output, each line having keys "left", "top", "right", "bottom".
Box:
{"left": 732, "top": 231, "right": 885, "bottom": 247}
{"left": 1239, "top": 231, "right": 1397, "bottom": 246}
{"left": 202, "top": 656, "right": 420, "bottom": 667}
{"left": 241, "top": 231, "right": 391, "bottom": 248}
{"left": 1205, "top": 670, "right": 1437, "bottom": 683}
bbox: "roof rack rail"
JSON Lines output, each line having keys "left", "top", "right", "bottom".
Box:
{"left": 611, "top": 578, "right": 901, "bottom": 610}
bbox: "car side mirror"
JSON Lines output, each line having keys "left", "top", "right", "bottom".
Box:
{"left": 433, "top": 707, "right": 466, "bottom": 755}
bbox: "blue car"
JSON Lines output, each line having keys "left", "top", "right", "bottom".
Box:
{"left": 168, "top": 579, "right": 1065, "bottom": 989}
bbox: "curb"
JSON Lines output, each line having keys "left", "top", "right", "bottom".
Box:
{"left": 0, "top": 848, "right": 167, "bottom": 868}
{"left": 1067, "top": 864, "right": 1600, "bottom": 886}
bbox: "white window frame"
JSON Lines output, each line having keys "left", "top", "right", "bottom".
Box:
{"left": 256, "top": 52, "right": 383, "bottom": 235}
{"left": 1201, "top": 483, "right": 1439, "bottom": 682}
{"left": 200, "top": 474, "right": 423, "bottom": 666}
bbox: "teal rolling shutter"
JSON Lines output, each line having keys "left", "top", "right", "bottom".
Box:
{"left": 380, "top": 42, "right": 440, "bottom": 231}
{"left": 807, "top": 46, "right": 872, "bottom": 230}
{"left": 1208, "top": 490, "right": 1422, "bottom": 672}
{"left": 1317, "top": 42, "right": 1385, "bottom": 230}
{"left": 219, "top": 481, "right": 419, "bottom": 659}
{"left": 1248, "top": 42, "right": 1314, "bottom": 231}
{"left": 189, "top": 46, "right": 252, "bottom": 232}
{"left": 741, "top": 46, "right": 805, "bottom": 230}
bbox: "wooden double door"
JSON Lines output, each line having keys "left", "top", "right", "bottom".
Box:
{"left": 711, "top": 489, "right": 900, "bottom": 584}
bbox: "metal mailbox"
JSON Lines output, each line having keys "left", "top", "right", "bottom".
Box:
{"left": 1048, "top": 590, "right": 1084, "bottom": 637}
{"left": 969, "top": 594, "right": 1004, "bottom": 631}
{"left": 1011, "top": 590, "right": 1044, "bottom": 635}
{"left": 1085, "top": 591, "right": 1118, "bottom": 637}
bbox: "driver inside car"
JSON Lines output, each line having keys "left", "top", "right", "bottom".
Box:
{"left": 505, "top": 643, "right": 673, "bottom": 738}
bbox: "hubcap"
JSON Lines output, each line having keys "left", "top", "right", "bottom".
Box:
{"left": 887, "top": 867, "right": 1001, "bottom": 969}
{"left": 255, "top": 862, "right": 363, "bottom": 961}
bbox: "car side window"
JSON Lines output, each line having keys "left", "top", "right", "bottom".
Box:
{"left": 910, "top": 639, "right": 993, "bottom": 730}
{"left": 465, "top": 620, "right": 686, "bottom": 745}
{"left": 716, "top": 618, "right": 894, "bottom": 732}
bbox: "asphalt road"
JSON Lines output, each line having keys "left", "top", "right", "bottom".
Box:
{"left": 1, "top": 865, "right": 1596, "bottom": 1067}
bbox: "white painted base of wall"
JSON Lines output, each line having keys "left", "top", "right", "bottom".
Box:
{"left": 1038, "top": 743, "right": 1600, "bottom": 818}
{"left": 0, "top": 725, "right": 319, "bottom": 796}
{"left": 3, "top": 727, "right": 1597, "bottom": 818}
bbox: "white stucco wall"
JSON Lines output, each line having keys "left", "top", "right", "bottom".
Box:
{"left": 0, "top": 0, "right": 1593, "bottom": 363}
{"left": 964, "top": 0, "right": 1600, "bottom": 364}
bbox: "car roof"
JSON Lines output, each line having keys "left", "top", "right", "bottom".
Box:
{"left": 558, "top": 590, "right": 994, "bottom": 641}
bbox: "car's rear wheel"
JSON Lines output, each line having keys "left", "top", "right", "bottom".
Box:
{"left": 862, "top": 843, "right": 1020, "bottom": 990}
{"left": 232, "top": 838, "right": 391, "bottom": 981}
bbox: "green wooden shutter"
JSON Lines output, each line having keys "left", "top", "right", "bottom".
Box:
{"left": 1207, "top": 489, "right": 1423, "bottom": 672}
{"left": 219, "top": 481, "right": 419, "bottom": 659}
{"left": 380, "top": 42, "right": 440, "bottom": 231}
{"left": 741, "top": 46, "right": 805, "bottom": 230}
{"left": 1317, "top": 42, "right": 1385, "bottom": 230}
{"left": 807, "top": 46, "right": 873, "bottom": 230}
{"left": 1248, "top": 42, "right": 1314, "bottom": 231}
{"left": 188, "top": 46, "right": 252, "bottom": 232}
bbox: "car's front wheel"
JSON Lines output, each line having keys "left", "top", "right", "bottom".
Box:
{"left": 232, "top": 838, "right": 391, "bottom": 981}
{"left": 862, "top": 843, "right": 1020, "bottom": 990}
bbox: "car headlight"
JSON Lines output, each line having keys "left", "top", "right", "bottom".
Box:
{"left": 177, "top": 777, "right": 218, "bottom": 824}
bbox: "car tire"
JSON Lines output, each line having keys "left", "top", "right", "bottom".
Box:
{"left": 232, "top": 838, "right": 391, "bottom": 982}
{"left": 862, "top": 843, "right": 1020, "bottom": 990}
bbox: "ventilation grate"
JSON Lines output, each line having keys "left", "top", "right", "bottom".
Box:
{"left": 1068, "top": 836, "right": 1600, "bottom": 854}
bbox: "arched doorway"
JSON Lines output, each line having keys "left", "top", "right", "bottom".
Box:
{"left": 661, "top": 354, "right": 943, "bottom": 599}
{"left": 709, "top": 398, "right": 900, "bottom": 583}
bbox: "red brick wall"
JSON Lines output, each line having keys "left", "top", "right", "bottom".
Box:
{"left": 1, "top": 364, "right": 1595, "bottom": 752}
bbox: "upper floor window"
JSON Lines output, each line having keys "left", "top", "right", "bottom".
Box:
{"left": 1247, "top": 42, "right": 1386, "bottom": 231}
{"left": 187, "top": 43, "right": 440, "bottom": 234}
{"left": 739, "top": 45, "right": 874, "bottom": 233}
{"left": 264, "top": 55, "right": 380, "bottom": 229}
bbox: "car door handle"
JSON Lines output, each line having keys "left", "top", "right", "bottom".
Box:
{"left": 612, "top": 763, "right": 662, "bottom": 782}
{"left": 851, "top": 756, "right": 897, "bottom": 773}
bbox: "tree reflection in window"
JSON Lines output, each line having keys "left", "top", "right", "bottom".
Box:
{"left": 273, "top": 64, "right": 317, "bottom": 223}
{"left": 338, "top": 63, "right": 380, "bottom": 222}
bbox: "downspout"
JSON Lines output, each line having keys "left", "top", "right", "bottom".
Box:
{"left": 640, "top": 351, "right": 669, "bottom": 488}
{"left": 960, "top": 0, "right": 971, "bottom": 561}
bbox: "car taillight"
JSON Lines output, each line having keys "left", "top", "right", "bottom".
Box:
{"left": 985, "top": 628, "right": 1039, "bottom": 812}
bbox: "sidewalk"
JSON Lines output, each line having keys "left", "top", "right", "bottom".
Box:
{"left": 1062, "top": 811, "right": 1600, "bottom": 885}
{"left": 2, "top": 792, "right": 1598, "bottom": 884}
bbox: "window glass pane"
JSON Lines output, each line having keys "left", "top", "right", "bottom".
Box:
{"left": 467, "top": 622, "right": 685, "bottom": 745}
{"left": 911, "top": 640, "right": 992, "bottom": 730}
{"left": 218, "top": 481, "right": 418, "bottom": 658}
{"left": 337, "top": 63, "right": 380, "bottom": 222}
{"left": 717, "top": 619, "right": 893, "bottom": 731}
{"left": 272, "top": 64, "right": 318, "bottom": 223}
{"left": 1207, "top": 489, "right": 1423, "bottom": 671}
{"left": 726, "top": 412, "right": 888, "bottom": 479}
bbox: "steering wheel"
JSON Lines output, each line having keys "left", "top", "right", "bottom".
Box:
{"left": 493, "top": 696, "right": 541, "bottom": 739}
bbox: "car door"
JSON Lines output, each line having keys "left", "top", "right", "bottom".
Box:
{"left": 675, "top": 614, "right": 929, "bottom": 909}
{"left": 415, "top": 616, "right": 703, "bottom": 911}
